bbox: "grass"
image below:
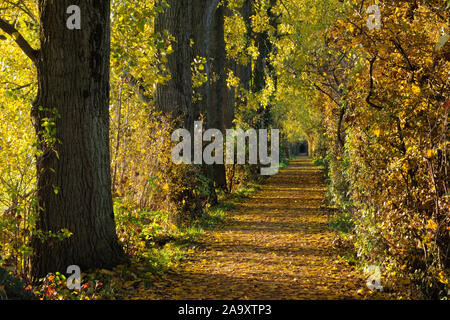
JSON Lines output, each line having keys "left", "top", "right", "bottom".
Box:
{"left": 133, "top": 182, "right": 263, "bottom": 277}
{"left": 26, "top": 176, "right": 269, "bottom": 299}
{"left": 329, "top": 211, "right": 355, "bottom": 234}
{"left": 279, "top": 156, "right": 290, "bottom": 170}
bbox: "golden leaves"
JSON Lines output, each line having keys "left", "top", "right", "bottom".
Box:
{"left": 426, "top": 219, "right": 437, "bottom": 232}
{"left": 411, "top": 84, "right": 421, "bottom": 96}
{"left": 131, "top": 159, "right": 372, "bottom": 300}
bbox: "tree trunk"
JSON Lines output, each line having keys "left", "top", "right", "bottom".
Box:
{"left": 223, "top": 5, "right": 236, "bottom": 130}
{"left": 253, "top": 0, "right": 278, "bottom": 128}
{"left": 155, "top": 0, "right": 193, "bottom": 131}
{"left": 209, "top": 4, "right": 227, "bottom": 189}
{"left": 31, "top": 0, "right": 126, "bottom": 278}
{"left": 191, "top": 0, "right": 219, "bottom": 119}
{"left": 236, "top": 0, "right": 253, "bottom": 93}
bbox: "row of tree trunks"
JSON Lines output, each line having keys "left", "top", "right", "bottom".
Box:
{"left": 1, "top": 0, "right": 279, "bottom": 279}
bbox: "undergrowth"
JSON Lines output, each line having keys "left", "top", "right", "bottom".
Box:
{"left": 14, "top": 183, "right": 261, "bottom": 300}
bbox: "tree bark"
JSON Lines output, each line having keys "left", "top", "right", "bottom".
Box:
{"left": 155, "top": 0, "right": 193, "bottom": 131}
{"left": 31, "top": 0, "right": 126, "bottom": 278}
{"left": 191, "top": 0, "right": 219, "bottom": 119}
{"left": 236, "top": 0, "right": 253, "bottom": 94}
{"left": 209, "top": 4, "right": 227, "bottom": 189}
{"left": 253, "top": 0, "right": 278, "bottom": 128}
{"left": 223, "top": 4, "right": 236, "bottom": 130}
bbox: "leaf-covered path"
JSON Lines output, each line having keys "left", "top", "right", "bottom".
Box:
{"left": 143, "top": 157, "right": 365, "bottom": 299}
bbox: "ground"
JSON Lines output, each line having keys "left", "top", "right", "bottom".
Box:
{"left": 130, "top": 157, "right": 372, "bottom": 300}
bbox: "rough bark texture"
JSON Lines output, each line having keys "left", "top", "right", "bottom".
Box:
{"left": 223, "top": 5, "right": 236, "bottom": 130}
{"left": 209, "top": 4, "right": 227, "bottom": 189}
{"left": 253, "top": 31, "right": 268, "bottom": 95}
{"left": 237, "top": 0, "right": 253, "bottom": 93}
{"left": 253, "top": 0, "right": 278, "bottom": 128}
{"left": 191, "top": 0, "right": 219, "bottom": 119}
{"left": 155, "top": 0, "right": 193, "bottom": 131}
{"left": 154, "top": 0, "right": 223, "bottom": 215}
{"left": 31, "top": 0, "right": 126, "bottom": 278}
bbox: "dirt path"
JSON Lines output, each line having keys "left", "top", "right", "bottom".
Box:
{"left": 144, "top": 157, "right": 365, "bottom": 299}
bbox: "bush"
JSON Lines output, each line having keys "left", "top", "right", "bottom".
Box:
{"left": 0, "top": 266, "right": 32, "bottom": 300}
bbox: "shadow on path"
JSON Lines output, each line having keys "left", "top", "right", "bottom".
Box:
{"left": 141, "top": 157, "right": 365, "bottom": 300}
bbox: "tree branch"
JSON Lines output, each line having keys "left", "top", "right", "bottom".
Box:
{"left": 124, "top": 72, "right": 152, "bottom": 105}
{"left": 0, "top": 17, "right": 38, "bottom": 64}
{"left": 366, "top": 55, "right": 383, "bottom": 110}
{"left": 337, "top": 103, "right": 346, "bottom": 148}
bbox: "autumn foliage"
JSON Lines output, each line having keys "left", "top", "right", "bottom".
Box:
{"left": 0, "top": 0, "right": 448, "bottom": 299}
{"left": 275, "top": 0, "right": 449, "bottom": 298}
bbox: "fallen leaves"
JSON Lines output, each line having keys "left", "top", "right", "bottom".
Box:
{"left": 128, "top": 158, "right": 374, "bottom": 300}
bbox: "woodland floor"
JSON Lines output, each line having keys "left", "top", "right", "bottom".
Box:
{"left": 133, "top": 157, "right": 371, "bottom": 299}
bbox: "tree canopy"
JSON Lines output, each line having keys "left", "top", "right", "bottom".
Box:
{"left": 0, "top": 0, "right": 448, "bottom": 300}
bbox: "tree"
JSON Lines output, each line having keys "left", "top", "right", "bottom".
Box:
{"left": 253, "top": 0, "right": 278, "bottom": 128}
{"left": 156, "top": 0, "right": 228, "bottom": 197}
{"left": 155, "top": 0, "right": 193, "bottom": 131}
{"left": 155, "top": 0, "right": 225, "bottom": 214}
{"left": 191, "top": 0, "right": 220, "bottom": 119}
{"left": 208, "top": 3, "right": 227, "bottom": 190}
{"left": 235, "top": 0, "right": 253, "bottom": 95}
{"left": 1, "top": 0, "right": 127, "bottom": 278}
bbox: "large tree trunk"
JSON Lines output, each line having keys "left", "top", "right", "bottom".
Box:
{"left": 223, "top": 5, "right": 236, "bottom": 130}
{"left": 155, "top": 0, "right": 213, "bottom": 218}
{"left": 253, "top": 0, "right": 278, "bottom": 128}
{"left": 208, "top": 4, "right": 227, "bottom": 190}
{"left": 31, "top": 0, "right": 126, "bottom": 278}
{"left": 155, "top": 0, "right": 193, "bottom": 131}
{"left": 191, "top": 0, "right": 224, "bottom": 200}
{"left": 236, "top": 0, "right": 253, "bottom": 94}
{"left": 191, "top": 0, "right": 219, "bottom": 119}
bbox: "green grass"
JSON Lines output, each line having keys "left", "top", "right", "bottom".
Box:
{"left": 134, "top": 182, "right": 262, "bottom": 277}
{"left": 233, "top": 183, "right": 261, "bottom": 199}
{"left": 329, "top": 211, "right": 355, "bottom": 234}
{"left": 279, "top": 156, "right": 291, "bottom": 170}
{"left": 313, "top": 157, "right": 325, "bottom": 167}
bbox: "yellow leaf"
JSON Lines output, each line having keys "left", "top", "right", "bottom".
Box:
{"left": 99, "top": 269, "right": 115, "bottom": 276}
{"left": 373, "top": 127, "right": 380, "bottom": 137}
{"left": 426, "top": 219, "right": 437, "bottom": 231}
{"left": 411, "top": 84, "right": 421, "bottom": 95}
{"left": 438, "top": 272, "right": 448, "bottom": 284}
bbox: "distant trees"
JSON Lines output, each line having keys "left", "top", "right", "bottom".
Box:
{"left": 272, "top": 0, "right": 449, "bottom": 298}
